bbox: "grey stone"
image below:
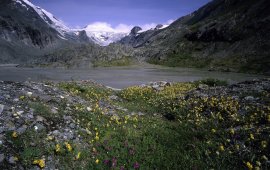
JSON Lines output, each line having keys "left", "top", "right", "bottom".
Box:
{"left": 34, "top": 123, "right": 46, "bottom": 131}
{"left": 6, "top": 122, "right": 16, "bottom": 131}
{"left": 0, "top": 104, "right": 4, "bottom": 114}
{"left": 198, "top": 84, "right": 209, "bottom": 89}
{"left": 69, "top": 123, "right": 76, "bottom": 129}
{"left": 0, "top": 127, "right": 5, "bottom": 134}
{"left": 0, "top": 153, "right": 5, "bottom": 163}
{"left": 8, "top": 156, "right": 18, "bottom": 164}
{"left": 36, "top": 116, "right": 46, "bottom": 122}
{"left": 51, "top": 108, "right": 58, "bottom": 114}
{"left": 17, "top": 125, "right": 28, "bottom": 134}
{"left": 109, "top": 95, "right": 119, "bottom": 101}
{"left": 245, "top": 96, "right": 255, "bottom": 101}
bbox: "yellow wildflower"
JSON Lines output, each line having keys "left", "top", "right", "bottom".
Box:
{"left": 211, "top": 129, "right": 216, "bottom": 133}
{"left": 250, "top": 134, "right": 255, "bottom": 140}
{"left": 55, "top": 144, "right": 61, "bottom": 153}
{"left": 95, "top": 159, "right": 99, "bottom": 164}
{"left": 33, "top": 159, "right": 45, "bottom": 169}
{"left": 95, "top": 136, "right": 99, "bottom": 140}
{"left": 229, "top": 128, "right": 235, "bottom": 135}
{"left": 246, "top": 162, "right": 253, "bottom": 170}
{"left": 219, "top": 145, "right": 225, "bottom": 151}
{"left": 75, "top": 152, "right": 81, "bottom": 160}
{"left": 47, "top": 136, "right": 54, "bottom": 141}
{"left": 65, "top": 142, "right": 72, "bottom": 152}
{"left": 12, "top": 131, "right": 18, "bottom": 138}
{"left": 261, "top": 141, "right": 267, "bottom": 148}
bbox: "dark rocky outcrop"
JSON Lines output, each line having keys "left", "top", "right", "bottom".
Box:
{"left": 119, "top": 0, "right": 270, "bottom": 74}
{"left": 0, "top": 0, "right": 92, "bottom": 64}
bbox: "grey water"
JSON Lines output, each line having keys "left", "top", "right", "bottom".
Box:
{"left": 0, "top": 66, "right": 266, "bottom": 89}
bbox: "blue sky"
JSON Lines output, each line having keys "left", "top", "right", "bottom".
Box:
{"left": 31, "top": 0, "right": 211, "bottom": 31}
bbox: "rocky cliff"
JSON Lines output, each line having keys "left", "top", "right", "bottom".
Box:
{"left": 119, "top": 0, "right": 270, "bottom": 74}
{"left": 0, "top": 0, "right": 91, "bottom": 63}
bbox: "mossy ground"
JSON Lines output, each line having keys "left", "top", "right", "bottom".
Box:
{"left": 5, "top": 79, "right": 269, "bottom": 169}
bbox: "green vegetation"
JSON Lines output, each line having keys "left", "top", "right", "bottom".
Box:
{"left": 148, "top": 53, "right": 212, "bottom": 68}
{"left": 194, "top": 78, "right": 228, "bottom": 87}
{"left": 93, "top": 56, "right": 133, "bottom": 67}
{"left": 6, "top": 80, "right": 269, "bottom": 169}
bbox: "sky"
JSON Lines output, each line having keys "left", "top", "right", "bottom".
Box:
{"left": 31, "top": 0, "right": 211, "bottom": 32}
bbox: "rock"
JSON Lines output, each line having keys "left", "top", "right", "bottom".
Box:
{"left": 6, "top": 121, "right": 16, "bottom": 131}
{"left": 36, "top": 116, "right": 46, "bottom": 122}
{"left": 0, "top": 96, "right": 5, "bottom": 101}
{"left": 109, "top": 95, "right": 119, "bottom": 101}
{"left": 13, "top": 98, "right": 19, "bottom": 102}
{"left": 86, "top": 107, "right": 92, "bottom": 111}
{"left": 8, "top": 156, "right": 18, "bottom": 164}
{"left": 17, "top": 125, "right": 27, "bottom": 134}
{"left": 198, "top": 84, "right": 209, "bottom": 90}
{"left": 244, "top": 96, "right": 255, "bottom": 101}
{"left": 4, "top": 94, "right": 11, "bottom": 99}
{"left": 0, "top": 153, "right": 5, "bottom": 163}
{"left": 130, "top": 26, "right": 142, "bottom": 35}
{"left": 51, "top": 107, "right": 58, "bottom": 114}
{"left": 17, "top": 111, "right": 24, "bottom": 115}
{"left": 26, "top": 92, "right": 33, "bottom": 97}
{"left": 0, "top": 127, "right": 4, "bottom": 134}
{"left": 34, "top": 123, "right": 46, "bottom": 131}
{"left": 69, "top": 123, "right": 76, "bottom": 129}
{"left": 0, "top": 104, "right": 4, "bottom": 114}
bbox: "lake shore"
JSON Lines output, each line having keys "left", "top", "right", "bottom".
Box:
{"left": 0, "top": 65, "right": 266, "bottom": 89}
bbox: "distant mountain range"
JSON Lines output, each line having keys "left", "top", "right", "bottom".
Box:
{"left": 0, "top": 0, "right": 269, "bottom": 74}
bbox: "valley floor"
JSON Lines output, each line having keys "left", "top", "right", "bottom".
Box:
{"left": 0, "top": 78, "right": 269, "bottom": 169}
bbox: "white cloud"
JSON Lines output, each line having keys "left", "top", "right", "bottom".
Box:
{"left": 81, "top": 19, "right": 175, "bottom": 33}
{"left": 83, "top": 22, "right": 133, "bottom": 33}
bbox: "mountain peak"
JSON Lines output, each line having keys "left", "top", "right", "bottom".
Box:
{"left": 130, "top": 26, "right": 142, "bottom": 35}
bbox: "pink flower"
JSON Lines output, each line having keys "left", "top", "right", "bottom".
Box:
{"left": 133, "top": 162, "right": 140, "bottom": 169}
{"left": 111, "top": 157, "right": 117, "bottom": 168}
{"left": 103, "top": 159, "right": 110, "bottom": 165}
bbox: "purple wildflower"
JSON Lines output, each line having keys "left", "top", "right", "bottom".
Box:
{"left": 133, "top": 162, "right": 140, "bottom": 169}
{"left": 103, "top": 159, "right": 110, "bottom": 165}
{"left": 111, "top": 157, "right": 117, "bottom": 168}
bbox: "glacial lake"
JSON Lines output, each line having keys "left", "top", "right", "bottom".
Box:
{"left": 0, "top": 65, "right": 266, "bottom": 89}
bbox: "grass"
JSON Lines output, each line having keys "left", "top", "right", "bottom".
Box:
{"left": 5, "top": 80, "right": 269, "bottom": 169}
{"left": 93, "top": 56, "right": 133, "bottom": 67}
{"left": 148, "top": 53, "right": 212, "bottom": 68}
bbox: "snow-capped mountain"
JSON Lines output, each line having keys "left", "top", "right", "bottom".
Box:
{"left": 83, "top": 31, "right": 128, "bottom": 46}
{"left": 16, "top": 0, "right": 127, "bottom": 46}
{"left": 76, "top": 24, "right": 128, "bottom": 46}
{"left": 0, "top": 0, "right": 91, "bottom": 63}
{"left": 14, "top": 0, "right": 72, "bottom": 39}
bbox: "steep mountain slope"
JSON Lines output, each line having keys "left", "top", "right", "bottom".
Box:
{"left": 0, "top": 0, "right": 91, "bottom": 63}
{"left": 120, "top": 0, "right": 270, "bottom": 74}
{"left": 119, "top": 24, "right": 169, "bottom": 48}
